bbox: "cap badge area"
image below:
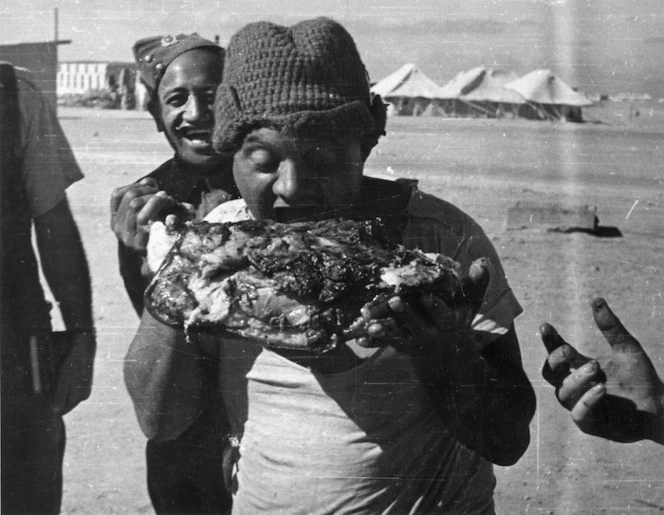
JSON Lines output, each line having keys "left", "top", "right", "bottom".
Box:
{"left": 161, "top": 35, "right": 178, "bottom": 47}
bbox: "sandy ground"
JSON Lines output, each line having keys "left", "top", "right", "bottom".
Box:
{"left": 52, "top": 105, "right": 663, "bottom": 514}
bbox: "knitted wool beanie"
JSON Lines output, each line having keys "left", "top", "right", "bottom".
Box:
{"left": 213, "top": 17, "right": 387, "bottom": 155}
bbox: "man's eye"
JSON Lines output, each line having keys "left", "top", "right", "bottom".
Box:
{"left": 250, "top": 149, "right": 278, "bottom": 172}
{"left": 165, "top": 94, "right": 187, "bottom": 107}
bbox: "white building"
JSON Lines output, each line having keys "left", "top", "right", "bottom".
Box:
{"left": 57, "top": 61, "right": 137, "bottom": 95}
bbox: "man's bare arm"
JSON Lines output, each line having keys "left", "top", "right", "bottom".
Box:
{"left": 35, "top": 197, "right": 93, "bottom": 331}
{"left": 469, "top": 327, "right": 536, "bottom": 465}
{"left": 34, "top": 197, "right": 96, "bottom": 415}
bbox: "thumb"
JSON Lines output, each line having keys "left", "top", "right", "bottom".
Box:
{"left": 591, "top": 297, "right": 643, "bottom": 353}
{"left": 458, "top": 257, "right": 490, "bottom": 314}
{"left": 138, "top": 177, "right": 159, "bottom": 189}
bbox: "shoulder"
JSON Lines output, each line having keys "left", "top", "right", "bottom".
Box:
{"left": 409, "top": 189, "right": 478, "bottom": 229}
{"left": 13, "top": 67, "right": 49, "bottom": 123}
{"left": 405, "top": 190, "right": 509, "bottom": 308}
{"left": 403, "top": 188, "right": 490, "bottom": 260}
{"left": 142, "top": 158, "right": 178, "bottom": 188}
{"left": 403, "top": 187, "right": 523, "bottom": 340}
{"left": 12, "top": 66, "right": 39, "bottom": 92}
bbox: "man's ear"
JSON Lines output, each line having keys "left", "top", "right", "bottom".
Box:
{"left": 360, "top": 94, "right": 388, "bottom": 161}
{"left": 147, "top": 100, "right": 165, "bottom": 133}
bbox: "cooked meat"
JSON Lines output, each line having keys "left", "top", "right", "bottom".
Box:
{"left": 145, "top": 218, "right": 461, "bottom": 354}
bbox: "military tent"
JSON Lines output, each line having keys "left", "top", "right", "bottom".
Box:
{"left": 438, "top": 66, "right": 486, "bottom": 98}
{"left": 438, "top": 67, "right": 525, "bottom": 118}
{"left": 505, "top": 69, "right": 593, "bottom": 121}
{"left": 371, "top": 63, "right": 445, "bottom": 116}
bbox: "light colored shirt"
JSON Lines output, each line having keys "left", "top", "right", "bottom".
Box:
{"left": 219, "top": 339, "right": 496, "bottom": 514}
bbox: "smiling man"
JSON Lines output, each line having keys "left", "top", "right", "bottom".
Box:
{"left": 111, "top": 34, "right": 238, "bottom": 312}
{"left": 110, "top": 34, "right": 236, "bottom": 515}
{"left": 148, "top": 37, "right": 218, "bottom": 167}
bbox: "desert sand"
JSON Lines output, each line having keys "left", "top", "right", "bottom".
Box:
{"left": 53, "top": 104, "right": 663, "bottom": 514}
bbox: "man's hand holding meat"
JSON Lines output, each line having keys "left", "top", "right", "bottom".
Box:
{"left": 360, "top": 257, "right": 491, "bottom": 404}
{"left": 367, "top": 257, "right": 489, "bottom": 356}
{"left": 363, "top": 256, "right": 534, "bottom": 465}
{"left": 110, "top": 177, "right": 193, "bottom": 253}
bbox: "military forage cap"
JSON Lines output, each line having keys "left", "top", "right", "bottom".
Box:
{"left": 213, "top": 17, "right": 387, "bottom": 154}
{"left": 133, "top": 33, "right": 223, "bottom": 94}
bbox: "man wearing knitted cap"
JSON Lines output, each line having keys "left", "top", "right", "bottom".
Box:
{"left": 125, "top": 18, "right": 535, "bottom": 514}
{"left": 110, "top": 33, "right": 236, "bottom": 514}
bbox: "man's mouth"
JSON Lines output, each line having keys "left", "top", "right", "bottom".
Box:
{"left": 180, "top": 128, "right": 212, "bottom": 148}
{"left": 273, "top": 205, "right": 340, "bottom": 223}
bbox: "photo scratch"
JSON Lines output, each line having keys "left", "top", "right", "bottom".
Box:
{"left": 625, "top": 199, "right": 639, "bottom": 219}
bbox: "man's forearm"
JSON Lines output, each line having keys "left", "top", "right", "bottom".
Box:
{"left": 427, "top": 327, "right": 536, "bottom": 466}
{"left": 34, "top": 198, "right": 94, "bottom": 331}
{"left": 124, "top": 311, "right": 207, "bottom": 440}
{"left": 461, "top": 356, "right": 535, "bottom": 465}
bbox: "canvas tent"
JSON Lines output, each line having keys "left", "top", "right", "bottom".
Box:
{"left": 438, "top": 67, "right": 525, "bottom": 118}
{"left": 371, "top": 63, "right": 444, "bottom": 116}
{"left": 505, "top": 69, "right": 593, "bottom": 121}
{"left": 438, "top": 66, "right": 485, "bottom": 98}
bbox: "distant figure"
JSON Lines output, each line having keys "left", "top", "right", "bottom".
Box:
{"left": 1, "top": 62, "right": 96, "bottom": 514}
{"left": 106, "top": 74, "right": 120, "bottom": 108}
{"left": 119, "top": 67, "right": 136, "bottom": 110}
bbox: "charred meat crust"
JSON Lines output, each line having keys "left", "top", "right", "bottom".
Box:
{"left": 145, "top": 218, "right": 461, "bottom": 354}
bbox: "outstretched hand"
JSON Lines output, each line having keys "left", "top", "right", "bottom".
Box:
{"left": 541, "top": 298, "right": 664, "bottom": 444}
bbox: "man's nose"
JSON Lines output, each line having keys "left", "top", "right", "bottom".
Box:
{"left": 273, "top": 157, "right": 319, "bottom": 202}
{"left": 183, "top": 97, "right": 211, "bottom": 123}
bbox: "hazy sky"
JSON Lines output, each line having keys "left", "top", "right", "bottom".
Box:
{"left": 3, "top": 0, "right": 664, "bottom": 97}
